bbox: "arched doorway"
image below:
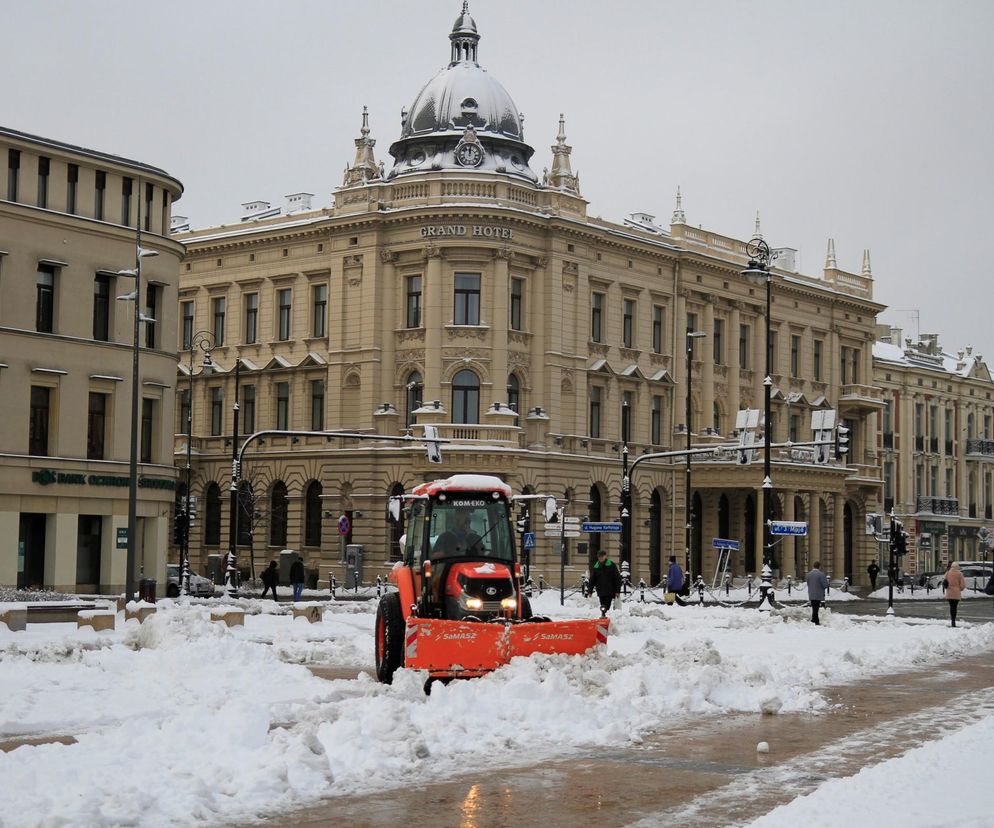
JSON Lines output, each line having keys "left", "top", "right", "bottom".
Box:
{"left": 744, "top": 494, "right": 757, "bottom": 574}
{"left": 692, "top": 491, "right": 703, "bottom": 578}
{"left": 844, "top": 502, "right": 854, "bottom": 581}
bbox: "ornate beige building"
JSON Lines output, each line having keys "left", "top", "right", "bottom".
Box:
{"left": 175, "top": 5, "right": 885, "bottom": 588}
{"left": 0, "top": 126, "right": 184, "bottom": 592}
{"left": 874, "top": 327, "right": 994, "bottom": 574}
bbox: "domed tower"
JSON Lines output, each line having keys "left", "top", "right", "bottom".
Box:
{"left": 387, "top": 3, "right": 538, "bottom": 183}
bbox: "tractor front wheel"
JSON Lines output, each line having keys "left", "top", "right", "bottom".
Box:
{"left": 374, "top": 592, "right": 405, "bottom": 684}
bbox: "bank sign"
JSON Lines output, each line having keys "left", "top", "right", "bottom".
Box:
{"left": 420, "top": 224, "right": 513, "bottom": 239}
{"left": 32, "top": 469, "right": 176, "bottom": 491}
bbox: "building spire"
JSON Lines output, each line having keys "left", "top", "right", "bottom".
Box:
{"left": 449, "top": 2, "right": 480, "bottom": 65}
{"left": 825, "top": 238, "right": 837, "bottom": 269}
{"left": 671, "top": 186, "right": 686, "bottom": 224}
{"left": 754, "top": 210, "right": 763, "bottom": 240}
{"left": 861, "top": 248, "right": 872, "bottom": 278}
{"left": 343, "top": 106, "right": 381, "bottom": 187}
{"left": 547, "top": 113, "right": 580, "bottom": 194}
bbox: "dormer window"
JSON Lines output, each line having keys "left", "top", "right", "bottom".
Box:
{"left": 461, "top": 98, "right": 478, "bottom": 113}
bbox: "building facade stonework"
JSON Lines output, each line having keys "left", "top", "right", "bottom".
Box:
{"left": 0, "top": 126, "right": 184, "bottom": 592}
{"left": 175, "top": 6, "right": 886, "bottom": 588}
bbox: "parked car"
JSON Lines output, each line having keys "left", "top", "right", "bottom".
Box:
{"left": 921, "top": 562, "right": 991, "bottom": 591}
{"left": 166, "top": 564, "right": 215, "bottom": 598}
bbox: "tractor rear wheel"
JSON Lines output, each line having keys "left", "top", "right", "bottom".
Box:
{"left": 520, "top": 595, "right": 533, "bottom": 620}
{"left": 374, "top": 592, "right": 405, "bottom": 684}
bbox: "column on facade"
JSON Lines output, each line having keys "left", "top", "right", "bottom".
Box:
{"left": 423, "top": 247, "right": 444, "bottom": 406}
{"left": 702, "top": 302, "right": 715, "bottom": 433}
{"left": 529, "top": 258, "right": 548, "bottom": 411}
{"left": 728, "top": 303, "right": 741, "bottom": 420}
{"left": 0, "top": 511, "right": 18, "bottom": 585}
{"left": 378, "top": 251, "right": 398, "bottom": 409}
{"left": 781, "top": 489, "right": 796, "bottom": 578}
{"left": 46, "top": 512, "right": 78, "bottom": 592}
{"left": 105, "top": 514, "right": 129, "bottom": 593}
{"left": 753, "top": 308, "right": 765, "bottom": 407}
{"left": 829, "top": 326, "right": 841, "bottom": 393}
{"left": 491, "top": 249, "right": 511, "bottom": 405}
{"left": 809, "top": 495, "right": 821, "bottom": 569}
{"left": 833, "top": 492, "right": 845, "bottom": 580}
{"left": 675, "top": 289, "right": 688, "bottom": 425}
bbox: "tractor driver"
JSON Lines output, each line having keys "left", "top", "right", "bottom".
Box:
{"left": 433, "top": 509, "right": 484, "bottom": 557}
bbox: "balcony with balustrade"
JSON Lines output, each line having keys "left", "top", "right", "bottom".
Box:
{"left": 915, "top": 496, "right": 960, "bottom": 518}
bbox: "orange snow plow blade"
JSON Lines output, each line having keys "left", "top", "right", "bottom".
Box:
{"left": 404, "top": 617, "right": 609, "bottom": 679}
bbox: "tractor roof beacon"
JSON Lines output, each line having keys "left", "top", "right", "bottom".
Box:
{"left": 375, "top": 474, "right": 609, "bottom": 684}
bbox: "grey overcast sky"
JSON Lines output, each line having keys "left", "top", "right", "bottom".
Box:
{"left": 7, "top": 0, "right": 993, "bottom": 359}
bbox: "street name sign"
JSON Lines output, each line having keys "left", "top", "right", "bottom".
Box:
{"left": 770, "top": 520, "right": 808, "bottom": 536}
{"left": 712, "top": 537, "right": 741, "bottom": 551}
{"left": 582, "top": 522, "right": 623, "bottom": 533}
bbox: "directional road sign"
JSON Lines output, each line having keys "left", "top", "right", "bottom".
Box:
{"left": 770, "top": 520, "right": 808, "bottom": 536}
{"left": 582, "top": 522, "right": 623, "bottom": 533}
{"left": 545, "top": 525, "right": 580, "bottom": 538}
{"left": 712, "top": 537, "right": 740, "bottom": 551}
{"left": 562, "top": 516, "right": 581, "bottom": 524}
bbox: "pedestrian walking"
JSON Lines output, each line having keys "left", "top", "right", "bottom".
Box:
{"left": 589, "top": 549, "right": 621, "bottom": 617}
{"left": 665, "top": 555, "right": 684, "bottom": 606}
{"left": 944, "top": 561, "right": 967, "bottom": 627}
{"left": 866, "top": 561, "right": 880, "bottom": 592}
{"left": 290, "top": 555, "right": 305, "bottom": 602}
{"left": 805, "top": 561, "right": 829, "bottom": 625}
{"left": 260, "top": 560, "right": 279, "bottom": 600}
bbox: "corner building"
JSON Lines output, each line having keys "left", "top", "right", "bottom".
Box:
{"left": 0, "top": 126, "right": 184, "bottom": 592}
{"left": 176, "top": 6, "right": 884, "bottom": 588}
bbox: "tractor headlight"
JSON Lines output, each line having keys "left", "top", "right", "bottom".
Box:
{"left": 500, "top": 597, "right": 517, "bottom": 610}
{"left": 465, "top": 597, "right": 483, "bottom": 610}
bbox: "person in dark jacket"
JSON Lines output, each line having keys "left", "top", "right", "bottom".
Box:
{"left": 867, "top": 561, "right": 880, "bottom": 592}
{"left": 666, "top": 556, "right": 685, "bottom": 606}
{"left": 261, "top": 560, "right": 279, "bottom": 600}
{"left": 805, "top": 561, "right": 829, "bottom": 624}
{"left": 589, "top": 549, "right": 622, "bottom": 616}
{"left": 289, "top": 555, "right": 305, "bottom": 602}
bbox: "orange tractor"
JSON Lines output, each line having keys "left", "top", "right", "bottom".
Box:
{"left": 374, "top": 474, "right": 609, "bottom": 683}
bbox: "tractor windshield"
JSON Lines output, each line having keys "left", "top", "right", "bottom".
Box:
{"left": 427, "top": 497, "right": 513, "bottom": 562}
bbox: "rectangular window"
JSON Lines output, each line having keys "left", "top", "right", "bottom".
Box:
{"left": 181, "top": 301, "right": 194, "bottom": 350}
{"left": 510, "top": 278, "right": 523, "bottom": 331}
{"left": 7, "top": 149, "right": 19, "bottom": 201}
{"left": 242, "top": 385, "right": 255, "bottom": 434}
{"left": 276, "top": 381, "right": 290, "bottom": 430}
{"left": 37, "top": 156, "right": 49, "bottom": 209}
{"left": 687, "top": 313, "right": 699, "bottom": 358}
{"left": 652, "top": 306, "right": 663, "bottom": 354}
{"left": 312, "top": 283, "right": 327, "bottom": 337}
{"left": 87, "top": 392, "right": 107, "bottom": 460}
{"left": 144, "top": 183, "right": 153, "bottom": 232}
{"left": 94, "top": 170, "right": 105, "bottom": 221}
{"left": 589, "top": 386, "right": 601, "bottom": 439}
{"left": 946, "top": 467, "right": 954, "bottom": 497}
{"left": 278, "top": 288, "right": 292, "bottom": 340}
{"left": 930, "top": 464, "right": 939, "bottom": 495}
{"left": 651, "top": 395, "right": 662, "bottom": 445}
{"left": 453, "top": 273, "right": 481, "bottom": 325}
{"left": 93, "top": 274, "right": 111, "bottom": 341}
{"left": 884, "top": 462, "right": 894, "bottom": 504}
{"left": 244, "top": 293, "right": 258, "bottom": 344}
{"left": 789, "top": 413, "right": 799, "bottom": 443}
{"left": 36, "top": 265, "right": 55, "bottom": 333}
{"left": 29, "top": 386, "right": 51, "bottom": 456}
{"left": 591, "top": 292, "right": 603, "bottom": 342}
{"left": 144, "top": 284, "right": 158, "bottom": 349}
{"left": 311, "top": 379, "right": 325, "bottom": 430}
{"left": 623, "top": 299, "right": 635, "bottom": 348}
{"left": 210, "top": 387, "right": 223, "bottom": 436}
{"left": 850, "top": 347, "right": 860, "bottom": 384}
{"left": 622, "top": 390, "right": 633, "bottom": 442}
{"left": 121, "top": 177, "right": 133, "bottom": 226}
{"left": 739, "top": 324, "right": 750, "bottom": 369}
{"left": 406, "top": 276, "right": 422, "bottom": 328}
{"left": 790, "top": 335, "right": 800, "bottom": 377}
{"left": 813, "top": 339, "right": 823, "bottom": 381}
{"left": 66, "top": 164, "right": 78, "bottom": 214}
{"left": 140, "top": 398, "right": 154, "bottom": 463}
{"left": 212, "top": 296, "right": 226, "bottom": 346}
{"left": 713, "top": 319, "right": 724, "bottom": 364}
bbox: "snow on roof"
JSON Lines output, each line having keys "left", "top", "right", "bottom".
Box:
{"left": 412, "top": 474, "right": 513, "bottom": 499}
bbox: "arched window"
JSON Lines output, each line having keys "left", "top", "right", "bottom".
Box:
{"left": 452, "top": 369, "right": 480, "bottom": 424}
{"left": 507, "top": 374, "right": 520, "bottom": 412}
{"left": 588, "top": 484, "right": 602, "bottom": 561}
{"left": 305, "top": 481, "right": 323, "bottom": 547}
{"left": 270, "top": 481, "right": 288, "bottom": 547}
{"left": 237, "top": 481, "right": 253, "bottom": 547}
{"left": 405, "top": 371, "right": 423, "bottom": 427}
{"left": 204, "top": 483, "right": 222, "bottom": 546}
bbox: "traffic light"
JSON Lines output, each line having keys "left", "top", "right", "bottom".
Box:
{"left": 173, "top": 506, "right": 188, "bottom": 546}
{"left": 834, "top": 424, "right": 850, "bottom": 460}
{"left": 890, "top": 519, "right": 908, "bottom": 557}
{"left": 516, "top": 509, "right": 530, "bottom": 535}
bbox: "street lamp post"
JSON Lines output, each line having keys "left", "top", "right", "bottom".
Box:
{"left": 183, "top": 331, "right": 215, "bottom": 596}
{"left": 685, "top": 329, "right": 707, "bottom": 589}
{"left": 225, "top": 359, "right": 242, "bottom": 598}
{"left": 620, "top": 399, "right": 631, "bottom": 569}
{"left": 741, "top": 237, "right": 776, "bottom": 608}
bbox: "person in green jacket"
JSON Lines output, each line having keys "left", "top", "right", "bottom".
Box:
{"left": 589, "top": 549, "right": 622, "bottom": 617}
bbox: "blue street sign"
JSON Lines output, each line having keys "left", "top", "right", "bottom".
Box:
{"left": 770, "top": 520, "right": 808, "bottom": 536}
{"left": 523, "top": 531, "right": 536, "bottom": 550}
{"left": 582, "top": 522, "right": 623, "bottom": 533}
{"left": 712, "top": 537, "right": 740, "bottom": 551}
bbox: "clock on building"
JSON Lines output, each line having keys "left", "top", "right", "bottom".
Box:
{"left": 455, "top": 141, "right": 483, "bottom": 167}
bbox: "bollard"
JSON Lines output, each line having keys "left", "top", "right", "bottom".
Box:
{"left": 330, "top": 574, "right": 337, "bottom": 599}
{"left": 581, "top": 574, "right": 590, "bottom": 598}
{"left": 620, "top": 561, "right": 631, "bottom": 596}
{"left": 724, "top": 574, "right": 731, "bottom": 596}
{"left": 910, "top": 580, "right": 915, "bottom": 595}
{"left": 638, "top": 578, "right": 646, "bottom": 603}
{"left": 786, "top": 575, "right": 793, "bottom": 596}
{"left": 695, "top": 575, "right": 706, "bottom": 605}
{"left": 539, "top": 575, "right": 546, "bottom": 594}
{"left": 524, "top": 576, "right": 534, "bottom": 597}
{"left": 843, "top": 576, "right": 850, "bottom": 593}
{"left": 747, "top": 577, "right": 754, "bottom": 597}
{"left": 376, "top": 575, "right": 382, "bottom": 598}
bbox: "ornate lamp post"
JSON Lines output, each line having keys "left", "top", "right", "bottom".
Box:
{"left": 685, "top": 329, "right": 707, "bottom": 587}
{"left": 182, "top": 331, "right": 215, "bottom": 595}
{"left": 741, "top": 237, "right": 777, "bottom": 608}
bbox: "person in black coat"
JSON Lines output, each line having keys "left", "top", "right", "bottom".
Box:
{"left": 261, "top": 560, "right": 279, "bottom": 600}
{"left": 290, "top": 556, "right": 305, "bottom": 602}
{"left": 866, "top": 561, "right": 880, "bottom": 592}
{"left": 589, "top": 549, "right": 622, "bottom": 617}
